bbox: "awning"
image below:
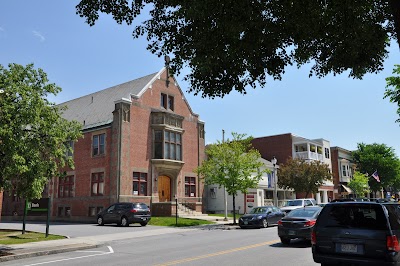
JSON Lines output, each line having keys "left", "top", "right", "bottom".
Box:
{"left": 341, "top": 184, "right": 353, "bottom": 193}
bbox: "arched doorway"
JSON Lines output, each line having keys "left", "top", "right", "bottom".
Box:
{"left": 158, "top": 176, "right": 171, "bottom": 202}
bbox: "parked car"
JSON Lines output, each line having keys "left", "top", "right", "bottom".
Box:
{"left": 239, "top": 206, "right": 285, "bottom": 229}
{"left": 330, "top": 198, "right": 356, "bottom": 202}
{"left": 312, "top": 202, "right": 400, "bottom": 265}
{"left": 280, "top": 198, "right": 317, "bottom": 214}
{"left": 355, "top": 198, "right": 370, "bottom": 202}
{"left": 278, "top": 206, "right": 322, "bottom": 244}
{"left": 374, "top": 198, "right": 392, "bottom": 203}
{"left": 97, "top": 202, "right": 151, "bottom": 227}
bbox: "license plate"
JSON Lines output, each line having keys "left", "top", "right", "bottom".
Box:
{"left": 288, "top": 230, "right": 295, "bottom": 236}
{"left": 244, "top": 221, "right": 248, "bottom": 225}
{"left": 341, "top": 243, "right": 357, "bottom": 253}
{"left": 142, "top": 218, "right": 147, "bottom": 221}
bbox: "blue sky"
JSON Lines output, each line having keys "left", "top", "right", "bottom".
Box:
{"left": 1, "top": 1, "right": 399, "bottom": 157}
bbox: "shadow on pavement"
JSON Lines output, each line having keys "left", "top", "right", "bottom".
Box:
{"left": 271, "top": 238, "right": 312, "bottom": 249}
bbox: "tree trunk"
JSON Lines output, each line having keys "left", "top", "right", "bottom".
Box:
{"left": 389, "top": 0, "right": 400, "bottom": 48}
{"left": 233, "top": 194, "right": 236, "bottom": 225}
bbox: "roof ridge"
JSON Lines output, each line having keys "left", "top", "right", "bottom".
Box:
{"left": 58, "top": 71, "right": 158, "bottom": 105}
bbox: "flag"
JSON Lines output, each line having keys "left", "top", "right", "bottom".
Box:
{"left": 372, "top": 170, "right": 380, "bottom": 182}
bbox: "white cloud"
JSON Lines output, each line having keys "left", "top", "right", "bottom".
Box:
{"left": 32, "top": 30, "right": 45, "bottom": 42}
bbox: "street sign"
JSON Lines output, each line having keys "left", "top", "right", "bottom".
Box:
{"left": 27, "top": 198, "right": 49, "bottom": 213}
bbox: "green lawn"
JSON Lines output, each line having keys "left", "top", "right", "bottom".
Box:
{"left": 0, "top": 230, "right": 65, "bottom": 245}
{"left": 148, "top": 217, "right": 214, "bottom": 227}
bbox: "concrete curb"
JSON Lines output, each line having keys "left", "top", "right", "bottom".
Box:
{"left": 0, "top": 243, "right": 102, "bottom": 263}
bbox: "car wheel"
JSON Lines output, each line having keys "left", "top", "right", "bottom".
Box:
{"left": 97, "top": 216, "right": 104, "bottom": 226}
{"left": 140, "top": 222, "right": 148, "bottom": 226}
{"left": 121, "top": 216, "right": 129, "bottom": 227}
{"left": 262, "top": 219, "right": 268, "bottom": 228}
{"left": 280, "top": 237, "right": 290, "bottom": 245}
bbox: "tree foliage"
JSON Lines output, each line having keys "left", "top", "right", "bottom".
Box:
{"left": 197, "top": 132, "right": 266, "bottom": 195}
{"left": 278, "top": 158, "right": 332, "bottom": 198}
{"left": 352, "top": 143, "right": 400, "bottom": 192}
{"left": 77, "top": 0, "right": 399, "bottom": 98}
{"left": 348, "top": 171, "right": 370, "bottom": 198}
{"left": 384, "top": 64, "right": 400, "bottom": 124}
{"left": 0, "top": 63, "right": 82, "bottom": 199}
{"left": 196, "top": 132, "right": 266, "bottom": 223}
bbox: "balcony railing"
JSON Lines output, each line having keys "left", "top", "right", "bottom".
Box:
{"left": 294, "top": 151, "right": 323, "bottom": 161}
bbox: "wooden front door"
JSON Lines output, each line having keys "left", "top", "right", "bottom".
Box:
{"left": 158, "top": 176, "right": 171, "bottom": 202}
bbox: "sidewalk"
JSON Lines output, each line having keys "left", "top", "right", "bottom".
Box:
{"left": 0, "top": 218, "right": 238, "bottom": 262}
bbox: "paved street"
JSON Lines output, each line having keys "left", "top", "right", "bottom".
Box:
{"left": 0, "top": 222, "right": 318, "bottom": 266}
{"left": 0, "top": 221, "right": 167, "bottom": 238}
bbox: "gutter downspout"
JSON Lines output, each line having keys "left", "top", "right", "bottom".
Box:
{"left": 117, "top": 107, "right": 122, "bottom": 203}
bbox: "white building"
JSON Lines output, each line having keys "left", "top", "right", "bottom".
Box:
{"left": 205, "top": 158, "right": 294, "bottom": 214}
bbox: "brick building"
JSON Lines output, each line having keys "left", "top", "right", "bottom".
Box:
{"left": 251, "top": 133, "right": 334, "bottom": 203}
{"left": 330, "top": 146, "right": 356, "bottom": 199}
{"left": 1, "top": 68, "right": 206, "bottom": 221}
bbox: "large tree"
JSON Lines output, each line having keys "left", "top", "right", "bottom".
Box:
{"left": 196, "top": 132, "right": 266, "bottom": 224}
{"left": 348, "top": 171, "right": 370, "bottom": 198}
{"left": 384, "top": 64, "right": 400, "bottom": 124}
{"left": 278, "top": 158, "right": 332, "bottom": 198}
{"left": 76, "top": 0, "right": 399, "bottom": 98}
{"left": 0, "top": 63, "right": 82, "bottom": 200}
{"left": 352, "top": 143, "right": 400, "bottom": 193}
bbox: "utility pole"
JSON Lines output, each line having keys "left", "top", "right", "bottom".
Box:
{"left": 272, "top": 156, "right": 278, "bottom": 207}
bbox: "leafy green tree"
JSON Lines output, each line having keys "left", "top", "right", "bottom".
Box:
{"left": 278, "top": 158, "right": 332, "bottom": 198}
{"left": 76, "top": 0, "right": 399, "bottom": 98}
{"left": 348, "top": 171, "right": 370, "bottom": 198}
{"left": 352, "top": 143, "right": 400, "bottom": 193}
{"left": 0, "top": 63, "right": 82, "bottom": 200}
{"left": 196, "top": 133, "right": 266, "bottom": 224}
{"left": 384, "top": 64, "right": 400, "bottom": 124}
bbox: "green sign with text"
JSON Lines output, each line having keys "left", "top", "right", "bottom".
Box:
{"left": 27, "top": 198, "right": 49, "bottom": 213}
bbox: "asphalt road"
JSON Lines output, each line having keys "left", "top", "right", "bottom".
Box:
{"left": 1, "top": 223, "right": 318, "bottom": 266}
{"left": 0, "top": 221, "right": 160, "bottom": 238}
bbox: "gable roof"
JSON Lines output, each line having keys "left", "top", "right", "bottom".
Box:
{"left": 58, "top": 70, "right": 162, "bottom": 130}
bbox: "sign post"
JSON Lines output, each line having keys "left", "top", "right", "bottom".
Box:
{"left": 22, "top": 200, "right": 28, "bottom": 234}
{"left": 25, "top": 198, "right": 50, "bottom": 237}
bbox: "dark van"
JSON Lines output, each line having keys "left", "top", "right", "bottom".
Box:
{"left": 312, "top": 202, "right": 400, "bottom": 265}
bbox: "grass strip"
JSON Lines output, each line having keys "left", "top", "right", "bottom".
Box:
{"left": 0, "top": 230, "right": 65, "bottom": 245}
{"left": 148, "top": 217, "right": 214, "bottom": 227}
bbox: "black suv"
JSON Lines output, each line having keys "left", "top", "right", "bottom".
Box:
{"left": 312, "top": 202, "right": 400, "bottom": 265}
{"left": 97, "top": 202, "right": 151, "bottom": 227}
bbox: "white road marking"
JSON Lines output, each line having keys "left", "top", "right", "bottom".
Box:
{"left": 23, "top": 246, "right": 114, "bottom": 266}
{"left": 75, "top": 250, "right": 106, "bottom": 253}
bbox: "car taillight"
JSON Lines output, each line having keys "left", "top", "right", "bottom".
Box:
{"left": 130, "top": 209, "right": 138, "bottom": 213}
{"left": 387, "top": 235, "right": 400, "bottom": 252}
{"left": 311, "top": 230, "right": 316, "bottom": 245}
{"left": 277, "top": 220, "right": 283, "bottom": 226}
{"left": 304, "top": 220, "right": 316, "bottom": 227}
